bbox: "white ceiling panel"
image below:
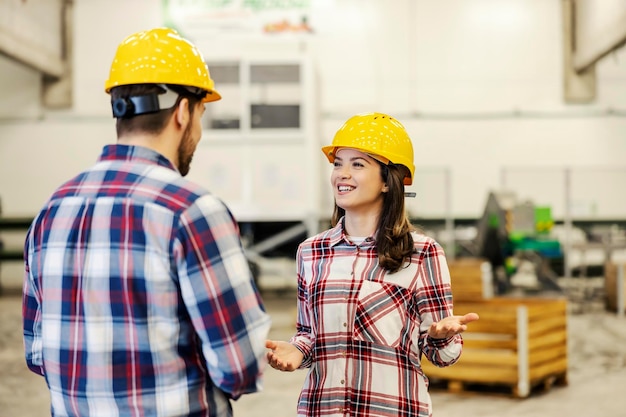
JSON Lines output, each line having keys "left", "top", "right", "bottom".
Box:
{"left": 573, "top": 0, "right": 626, "bottom": 71}
{"left": 0, "top": 0, "right": 66, "bottom": 77}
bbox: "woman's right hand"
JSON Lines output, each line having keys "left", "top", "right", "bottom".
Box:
{"left": 265, "top": 340, "right": 304, "bottom": 372}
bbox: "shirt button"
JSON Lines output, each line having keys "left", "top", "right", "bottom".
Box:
{"left": 343, "top": 322, "right": 347, "bottom": 327}
{"left": 341, "top": 379, "right": 345, "bottom": 384}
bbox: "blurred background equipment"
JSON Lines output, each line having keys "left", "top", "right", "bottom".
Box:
{"left": 469, "top": 191, "right": 563, "bottom": 296}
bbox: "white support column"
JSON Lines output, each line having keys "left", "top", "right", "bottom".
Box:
{"left": 563, "top": 168, "right": 573, "bottom": 279}
{"left": 618, "top": 264, "right": 625, "bottom": 318}
{"left": 444, "top": 167, "right": 455, "bottom": 260}
{"left": 516, "top": 305, "right": 530, "bottom": 397}
{"left": 481, "top": 261, "right": 494, "bottom": 299}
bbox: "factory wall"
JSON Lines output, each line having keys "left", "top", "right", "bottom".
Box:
{"left": 1, "top": 0, "right": 626, "bottom": 221}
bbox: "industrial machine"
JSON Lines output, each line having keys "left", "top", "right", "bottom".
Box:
{"left": 474, "top": 191, "right": 563, "bottom": 295}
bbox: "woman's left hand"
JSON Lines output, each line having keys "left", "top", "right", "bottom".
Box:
{"left": 428, "top": 312, "right": 480, "bottom": 339}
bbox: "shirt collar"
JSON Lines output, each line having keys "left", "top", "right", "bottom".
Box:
{"left": 98, "top": 144, "right": 177, "bottom": 172}
{"left": 328, "top": 216, "right": 376, "bottom": 248}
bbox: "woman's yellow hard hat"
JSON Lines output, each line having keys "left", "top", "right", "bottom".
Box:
{"left": 322, "top": 112, "right": 415, "bottom": 185}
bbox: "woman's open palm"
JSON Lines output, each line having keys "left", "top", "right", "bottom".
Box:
{"left": 428, "top": 312, "right": 480, "bottom": 339}
{"left": 265, "top": 340, "right": 304, "bottom": 372}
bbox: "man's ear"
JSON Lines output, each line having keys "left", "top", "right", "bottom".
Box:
{"left": 174, "top": 97, "right": 190, "bottom": 128}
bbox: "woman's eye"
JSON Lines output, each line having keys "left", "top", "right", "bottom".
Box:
{"left": 353, "top": 162, "right": 364, "bottom": 168}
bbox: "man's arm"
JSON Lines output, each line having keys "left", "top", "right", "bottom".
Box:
{"left": 176, "top": 195, "right": 271, "bottom": 399}
{"left": 22, "top": 228, "right": 45, "bottom": 376}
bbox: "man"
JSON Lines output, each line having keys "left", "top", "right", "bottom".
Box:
{"left": 22, "top": 27, "right": 271, "bottom": 417}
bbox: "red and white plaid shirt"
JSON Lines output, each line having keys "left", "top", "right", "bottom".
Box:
{"left": 290, "top": 220, "right": 462, "bottom": 417}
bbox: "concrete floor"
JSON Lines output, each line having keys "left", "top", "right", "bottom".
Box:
{"left": 2, "top": 273, "right": 626, "bottom": 417}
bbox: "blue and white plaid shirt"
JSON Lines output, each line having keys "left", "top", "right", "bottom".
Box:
{"left": 23, "top": 144, "right": 271, "bottom": 417}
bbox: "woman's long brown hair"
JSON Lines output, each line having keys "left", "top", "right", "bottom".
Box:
{"left": 331, "top": 162, "right": 415, "bottom": 273}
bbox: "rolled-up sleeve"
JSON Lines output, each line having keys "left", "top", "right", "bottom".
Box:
{"left": 290, "top": 245, "right": 314, "bottom": 368}
{"left": 418, "top": 241, "right": 463, "bottom": 367}
{"left": 176, "top": 196, "right": 271, "bottom": 399}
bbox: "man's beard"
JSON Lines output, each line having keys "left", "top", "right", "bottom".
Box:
{"left": 177, "top": 124, "right": 196, "bottom": 177}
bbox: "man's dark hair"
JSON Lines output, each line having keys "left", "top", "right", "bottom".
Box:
{"left": 110, "top": 84, "right": 202, "bottom": 137}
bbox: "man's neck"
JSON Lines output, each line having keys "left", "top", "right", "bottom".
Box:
{"left": 118, "top": 133, "right": 177, "bottom": 168}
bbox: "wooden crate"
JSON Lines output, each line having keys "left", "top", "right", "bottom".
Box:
{"left": 448, "top": 257, "right": 494, "bottom": 301}
{"left": 604, "top": 262, "right": 626, "bottom": 313}
{"left": 422, "top": 297, "right": 568, "bottom": 398}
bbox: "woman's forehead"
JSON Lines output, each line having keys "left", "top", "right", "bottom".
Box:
{"left": 335, "top": 148, "right": 370, "bottom": 159}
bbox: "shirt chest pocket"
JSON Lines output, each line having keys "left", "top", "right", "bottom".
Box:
{"left": 353, "top": 280, "right": 409, "bottom": 348}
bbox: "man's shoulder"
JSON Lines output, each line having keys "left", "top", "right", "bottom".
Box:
{"left": 49, "top": 163, "right": 219, "bottom": 215}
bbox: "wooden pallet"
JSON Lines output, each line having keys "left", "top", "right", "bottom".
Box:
{"left": 422, "top": 297, "right": 568, "bottom": 398}
{"left": 428, "top": 371, "right": 568, "bottom": 398}
{"left": 448, "top": 257, "right": 494, "bottom": 301}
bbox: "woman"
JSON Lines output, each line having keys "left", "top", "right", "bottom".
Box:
{"left": 266, "top": 112, "right": 479, "bottom": 417}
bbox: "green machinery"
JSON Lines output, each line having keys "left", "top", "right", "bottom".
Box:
{"left": 475, "top": 191, "right": 562, "bottom": 294}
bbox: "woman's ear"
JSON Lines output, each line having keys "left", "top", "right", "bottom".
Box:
{"left": 382, "top": 184, "right": 389, "bottom": 193}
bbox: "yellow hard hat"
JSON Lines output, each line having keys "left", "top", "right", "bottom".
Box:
{"left": 321, "top": 112, "right": 415, "bottom": 185}
{"left": 104, "top": 27, "right": 221, "bottom": 103}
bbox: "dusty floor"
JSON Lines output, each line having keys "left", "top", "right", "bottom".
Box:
{"left": 1, "top": 272, "right": 626, "bottom": 417}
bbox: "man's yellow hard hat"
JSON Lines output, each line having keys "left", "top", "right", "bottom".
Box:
{"left": 104, "top": 27, "right": 221, "bottom": 103}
